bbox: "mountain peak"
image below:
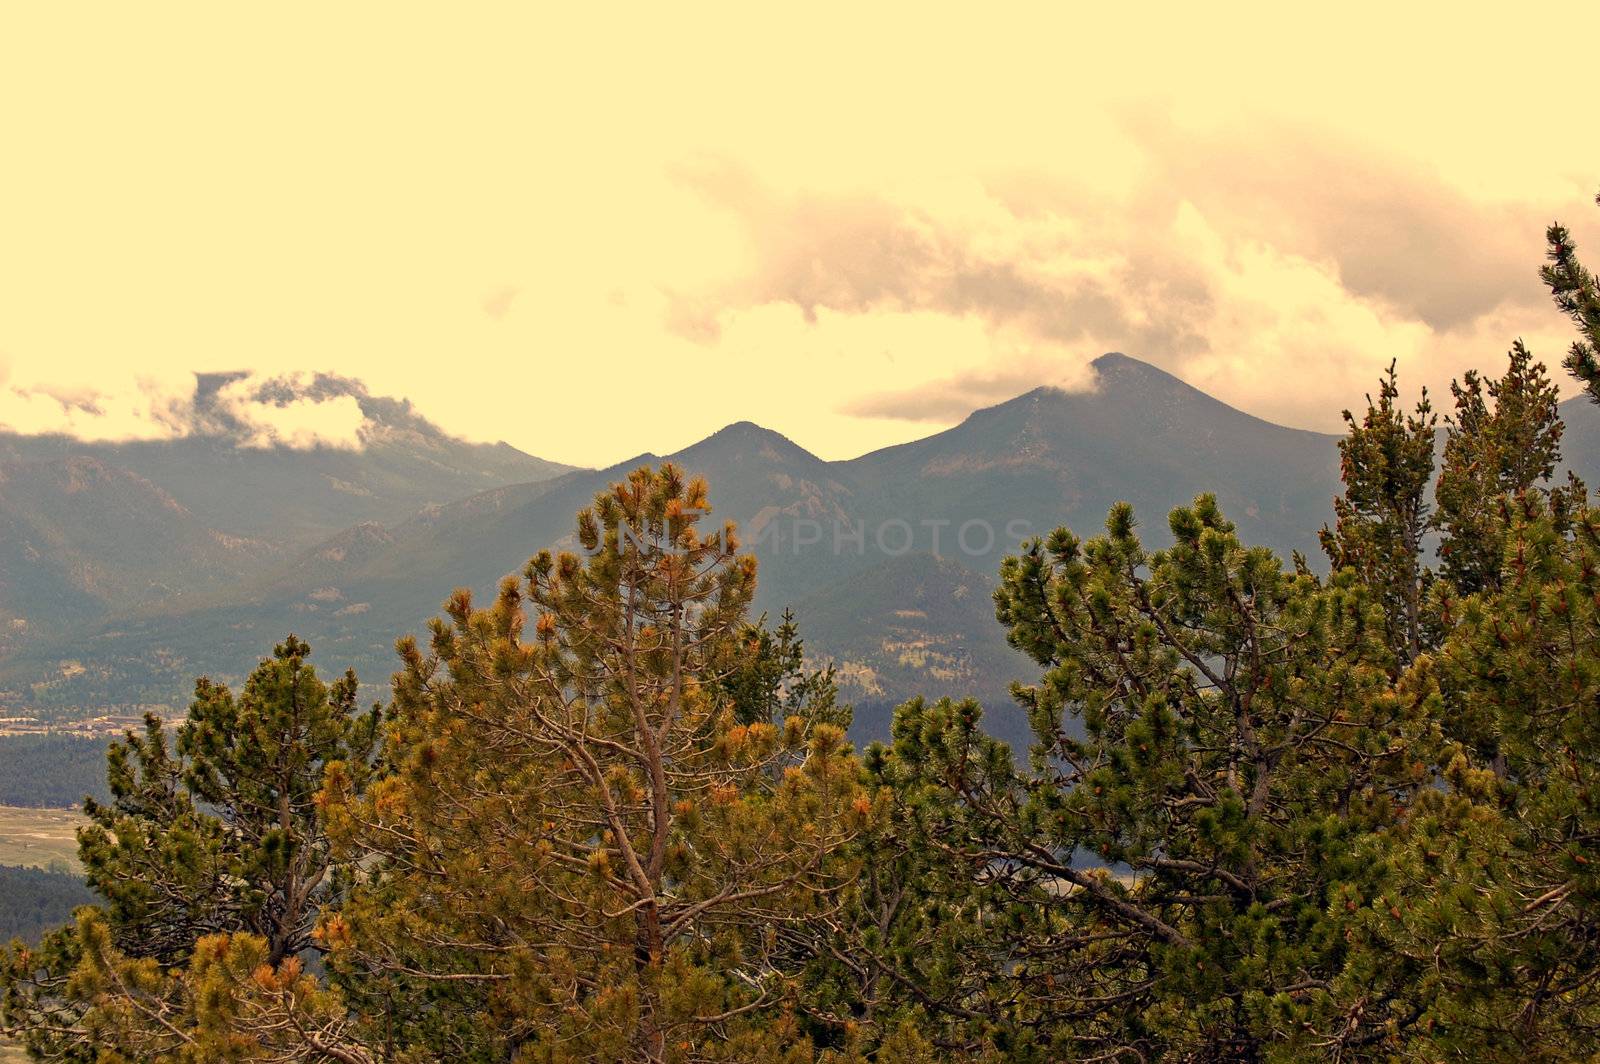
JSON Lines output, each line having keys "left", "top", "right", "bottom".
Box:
{"left": 1090, "top": 350, "right": 1138, "bottom": 370}
{"left": 1088, "top": 351, "right": 1191, "bottom": 391}
{"left": 710, "top": 419, "right": 773, "bottom": 438}
{"left": 675, "top": 421, "right": 824, "bottom": 467}
{"left": 990, "top": 353, "right": 1318, "bottom": 443}
{"left": 962, "top": 353, "right": 1188, "bottom": 422}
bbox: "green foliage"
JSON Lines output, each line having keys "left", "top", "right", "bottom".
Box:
{"left": 718, "top": 608, "right": 852, "bottom": 731}
{"left": 816, "top": 495, "right": 1436, "bottom": 1060}
{"left": 74, "top": 714, "right": 231, "bottom": 967}
{"left": 0, "top": 917, "right": 87, "bottom": 1062}
{"left": 6, "top": 909, "right": 372, "bottom": 1063}
{"left": 176, "top": 636, "right": 378, "bottom": 964}
{"left": 1373, "top": 493, "right": 1600, "bottom": 1061}
{"left": 319, "top": 465, "right": 866, "bottom": 1062}
{"left": 1435, "top": 340, "right": 1569, "bottom": 597}
{"left": 75, "top": 638, "right": 378, "bottom": 967}
{"left": 1320, "top": 361, "right": 1437, "bottom": 666}
{"left": 1543, "top": 188, "right": 1600, "bottom": 404}
{"left": 0, "top": 637, "right": 375, "bottom": 1060}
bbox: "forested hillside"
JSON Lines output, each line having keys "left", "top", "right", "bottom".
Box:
{"left": 0, "top": 865, "right": 92, "bottom": 945}
{"left": 0, "top": 736, "right": 108, "bottom": 808}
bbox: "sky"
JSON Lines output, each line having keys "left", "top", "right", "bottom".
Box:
{"left": 2, "top": 5, "right": 1600, "bottom": 466}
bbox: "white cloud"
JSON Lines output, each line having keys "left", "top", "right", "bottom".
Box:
{"left": 0, "top": 369, "right": 371, "bottom": 450}
{"left": 212, "top": 375, "right": 367, "bottom": 450}
{"left": 667, "top": 153, "right": 1587, "bottom": 437}
{"left": 0, "top": 370, "right": 193, "bottom": 442}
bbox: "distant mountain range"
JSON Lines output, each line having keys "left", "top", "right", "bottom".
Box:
{"left": 4, "top": 354, "right": 1598, "bottom": 743}
{"left": 0, "top": 373, "right": 574, "bottom": 654}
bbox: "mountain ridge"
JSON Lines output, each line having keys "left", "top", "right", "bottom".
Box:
{"left": 0, "top": 374, "right": 581, "bottom": 655}
{"left": 7, "top": 354, "right": 1599, "bottom": 747}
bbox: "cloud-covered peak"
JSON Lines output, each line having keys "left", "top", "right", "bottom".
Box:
{"left": 200, "top": 373, "right": 368, "bottom": 450}
{"left": 0, "top": 370, "right": 431, "bottom": 451}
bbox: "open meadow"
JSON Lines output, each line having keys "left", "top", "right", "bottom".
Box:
{"left": 0, "top": 805, "right": 82, "bottom": 871}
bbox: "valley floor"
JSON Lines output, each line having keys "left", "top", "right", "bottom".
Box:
{"left": 0, "top": 806, "right": 82, "bottom": 870}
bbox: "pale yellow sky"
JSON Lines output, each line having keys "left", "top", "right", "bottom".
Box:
{"left": 2, "top": 4, "right": 1599, "bottom": 465}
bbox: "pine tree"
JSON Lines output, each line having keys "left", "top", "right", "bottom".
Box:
{"left": 1542, "top": 188, "right": 1600, "bottom": 403}
{"left": 855, "top": 496, "right": 1441, "bottom": 1060}
{"left": 318, "top": 465, "right": 866, "bottom": 1062}
{"left": 765, "top": 727, "right": 996, "bottom": 1058}
{"left": 822, "top": 700, "right": 1058, "bottom": 1059}
{"left": 1373, "top": 491, "right": 1600, "bottom": 1061}
{"left": 0, "top": 637, "right": 376, "bottom": 1059}
{"left": 718, "top": 607, "right": 852, "bottom": 731}
{"left": 12, "top": 909, "right": 375, "bottom": 1063}
{"left": 77, "top": 713, "right": 235, "bottom": 966}
{"left": 1320, "top": 361, "right": 1437, "bottom": 667}
{"left": 1434, "top": 341, "right": 1565, "bottom": 598}
{"left": 79, "top": 636, "right": 378, "bottom": 966}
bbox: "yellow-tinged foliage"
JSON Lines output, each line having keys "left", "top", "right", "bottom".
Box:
{"left": 317, "top": 465, "right": 867, "bottom": 1061}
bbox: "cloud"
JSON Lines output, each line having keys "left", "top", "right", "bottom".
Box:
{"left": 210, "top": 374, "right": 367, "bottom": 450}
{"left": 1108, "top": 111, "right": 1551, "bottom": 331}
{"left": 482, "top": 285, "right": 519, "bottom": 320}
{"left": 841, "top": 360, "right": 1099, "bottom": 422}
{"left": 24, "top": 384, "right": 104, "bottom": 418}
{"left": 0, "top": 373, "right": 193, "bottom": 442}
{"left": 664, "top": 131, "right": 1582, "bottom": 434}
{"left": 667, "top": 159, "right": 1213, "bottom": 361}
{"left": 0, "top": 370, "right": 372, "bottom": 449}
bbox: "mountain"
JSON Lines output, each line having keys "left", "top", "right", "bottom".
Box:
{"left": 789, "top": 551, "right": 1015, "bottom": 736}
{"left": 0, "top": 457, "right": 271, "bottom": 645}
{"left": 1561, "top": 394, "right": 1600, "bottom": 480}
{"left": 0, "top": 373, "right": 577, "bottom": 659}
{"left": 8, "top": 355, "right": 1600, "bottom": 743}
{"left": 0, "top": 425, "right": 862, "bottom": 711}
{"left": 0, "top": 373, "right": 574, "bottom": 546}
{"left": 839, "top": 353, "right": 1341, "bottom": 566}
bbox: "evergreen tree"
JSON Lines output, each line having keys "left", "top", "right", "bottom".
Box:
{"left": 805, "top": 702, "right": 1045, "bottom": 1059}
{"left": 76, "top": 636, "right": 378, "bottom": 967}
{"left": 77, "top": 713, "right": 235, "bottom": 967}
{"left": 1434, "top": 340, "right": 1565, "bottom": 598}
{"left": 718, "top": 608, "right": 852, "bottom": 731}
{"left": 764, "top": 731, "right": 990, "bottom": 1058}
{"left": 1542, "top": 188, "right": 1600, "bottom": 403}
{"left": 1374, "top": 492, "right": 1600, "bottom": 1061}
{"left": 0, "top": 637, "right": 376, "bottom": 1060}
{"left": 1319, "top": 361, "right": 1437, "bottom": 667}
{"left": 10, "top": 909, "right": 375, "bottom": 1063}
{"left": 318, "top": 465, "right": 866, "bottom": 1062}
{"left": 856, "top": 496, "right": 1440, "bottom": 1060}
